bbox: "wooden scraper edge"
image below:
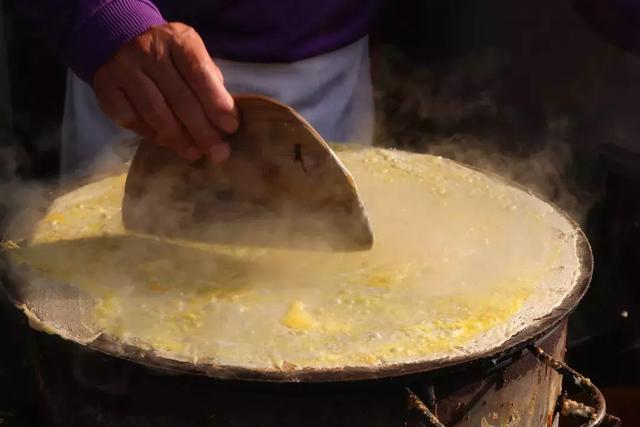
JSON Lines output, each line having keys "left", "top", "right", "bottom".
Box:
{"left": 122, "top": 94, "right": 374, "bottom": 251}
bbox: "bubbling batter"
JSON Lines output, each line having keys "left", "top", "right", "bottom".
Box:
{"left": 5, "top": 147, "right": 582, "bottom": 371}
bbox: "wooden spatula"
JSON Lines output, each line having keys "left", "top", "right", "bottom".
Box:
{"left": 122, "top": 94, "right": 373, "bottom": 251}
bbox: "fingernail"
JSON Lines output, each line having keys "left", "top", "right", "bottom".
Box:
{"left": 208, "top": 144, "right": 230, "bottom": 163}
{"left": 219, "top": 114, "right": 238, "bottom": 134}
{"left": 222, "top": 91, "right": 235, "bottom": 111}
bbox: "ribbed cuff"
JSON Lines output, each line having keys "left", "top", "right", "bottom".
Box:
{"left": 66, "top": 0, "right": 167, "bottom": 83}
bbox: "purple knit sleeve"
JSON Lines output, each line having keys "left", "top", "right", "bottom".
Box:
{"left": 17, "top": 0, "right": 167, "bottom": 83}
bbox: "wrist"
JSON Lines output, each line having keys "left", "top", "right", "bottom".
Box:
{"left": 66, "top": 0, "right": 166, "bottom": 83}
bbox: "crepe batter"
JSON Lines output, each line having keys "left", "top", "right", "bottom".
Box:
{"left": 4, "top": 147, "right": 582, "bottom": 371}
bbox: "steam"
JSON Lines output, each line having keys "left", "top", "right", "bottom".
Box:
{"left": 0, "top": 131, "right": 134, "bottom": 243}
{"left": 424, "top": 135, "right": 593, "bottom": 224}
{"left": 0, "top": 133, "right": 51, "bottom": 242}
{"left": 372, "top": 48, "right": 599, "bottom": 224}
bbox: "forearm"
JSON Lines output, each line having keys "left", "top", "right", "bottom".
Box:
{"left": 16, "top": 0, "right": 166, "bottom": 82}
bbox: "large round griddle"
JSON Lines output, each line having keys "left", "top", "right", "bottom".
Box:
{"left": 1, "top": 153, "right": 593, "bottom": 383}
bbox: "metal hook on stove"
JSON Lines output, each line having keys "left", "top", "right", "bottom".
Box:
{"left": 528, "top": 345, "right": 621, "bottom": 427}
{"left": 405, "top": 386, "right": 445, "bottom": 427}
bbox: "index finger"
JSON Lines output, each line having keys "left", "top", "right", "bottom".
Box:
{"left": 170, "top": 28, "right": 238, "bottom": 134}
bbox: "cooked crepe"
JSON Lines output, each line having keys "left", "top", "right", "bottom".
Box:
{"left": 4, "top": 147, "right": 586, "bottom": 375}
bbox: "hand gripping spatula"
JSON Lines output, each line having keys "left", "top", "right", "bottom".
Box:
{"left": 122, "top": 94, "right": 374, "bottom": 251}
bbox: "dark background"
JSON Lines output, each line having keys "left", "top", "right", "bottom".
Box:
{"left": 1, "top": 0, "right": 639, "bottom": 424}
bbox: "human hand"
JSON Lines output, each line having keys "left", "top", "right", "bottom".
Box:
{"left": 93, "top": 22, "right": 237, "bottom": 163}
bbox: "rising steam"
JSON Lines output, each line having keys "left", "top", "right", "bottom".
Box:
{"left": 372, "top": 48, "right": 599, "bottom": 224}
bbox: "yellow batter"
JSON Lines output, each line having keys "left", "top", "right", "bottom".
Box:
{"left": 4, "top": 147, "right": 580, "bottom": 371}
